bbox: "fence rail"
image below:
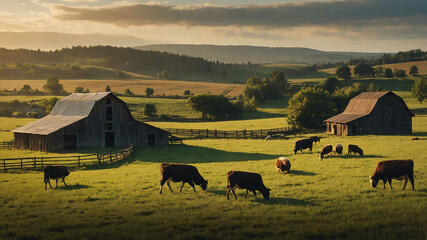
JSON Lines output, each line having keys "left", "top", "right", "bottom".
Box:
{"left": 0, "top": 145, "right": 135, "bottom": 171}
{"left": 0, "top": 141, "right": 13, "bottom": 149}
{"left": 165, "top": 127, "right": 298, "bottom": 139}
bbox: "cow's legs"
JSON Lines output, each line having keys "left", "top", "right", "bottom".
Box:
{"left": 159, "top": 178, "right": 168, "bottom": 193}
{"left": 382, "top": 179, "right": 387, "bottom": 189}
{"left": 231, "top": 187, "right": 237, "bottom": 200}
{"left": 56, "top": 179, "right": 59, "bottom": 188}
{"left": 409, "top": 176, "right": 415, "bottom": 190}
{"left": 252, "top": 191, "right": 257, "bottom": 200}
{"left": 61, "top": 177, "right": 67, "bottom": 186}
{"left": 166, "top": 180, "right": 173, "bottom": 192}
{"left": 226, "top": 186, "right": 231, "bottom": 200}
{"left": 244, "top": 190, "right": 249, "bottom": 198}
{"left": 402, "top": 178, "right": 408, "bottom": 190}
{"left": 180, "top": 182, "right": 185, "bottom": 192}
{"left": 188, "top": 182, "right": 196, "bottom": 192}
{"left": 388, "top": 178, "right": 393, "bottom": 189}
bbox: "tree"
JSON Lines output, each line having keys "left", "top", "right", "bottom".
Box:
{"left": 124, "top": 88, "right": 134, "bottom": 96}
{"left": 183, "top": 90, "right": 191, "bottom": 96}
{"left": 40, "top": 97, "right": 59, "bottom": 114}
{"left": 20, "top": 84, "right": 32, "bottom": 93}
{"left": 187, "top": 94, "right": 241, "bottom": 120}
{"left": 409, "top": 65, "right": 419, "bottom": 76}
{"left": 319, "top": 77, "right": 340, "bottom": 94}
{"left": 353, "top": 63, "right": 374, "bottom": 78}
{"left": 384, "top": 68, "right": 393, "bottom": 78}
{"left": 411, "top": 77, "right": 427, "bottom": 104}
{"left": 43, "top": 75, "right": 64, "bottom": 95}
{"left": 145, "top": 87, "right": 154, "bottom": 97}
{"left": 74, "top": 87, "right": 84, "bottom": 93}
{"left": 269, "top": 70, "right": 289, "bottom": 97}
{"left": 394, "top": 69, "right": 406, "bottom": 77}
{"left": 144, "top": 104, "right": 157, "bottom": 117}
{"left": 374, "top": 66, "right": 384, "bottom": 77}
{"left": 105, "top": 85, "right": 111, "bottom": 92}
{"left": 335, "top": 66, "right": 351, "bottom": 80}
{"left": 287, "top": 87, "right": 334, "bottom": 129}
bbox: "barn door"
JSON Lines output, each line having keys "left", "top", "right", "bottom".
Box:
{"left": 105, "top": 132, "right": 114, "bottom": 148}
{"left": 148, "top": 134, "right": 155, "bottom": 146}
{"left": 64, "top": 135, "right": 77, "bottom": 149}
{"left": 333, "top": 125, "right": 337, "bottom": 135}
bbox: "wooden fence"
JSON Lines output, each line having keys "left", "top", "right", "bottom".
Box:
{"left": 0, "top": 145, "right": 135, "bottom": 171}
{"left": 165, "top": 127, "right": 298, "bottom": 139}
{"left": 0, "top": 141, "right": 13, "bottom": 149}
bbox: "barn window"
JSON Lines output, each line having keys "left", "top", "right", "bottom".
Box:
{"left": 106, "top": 98, "right": 111, "bottom": 105}
{"left": 106, "top": 107, "right": 113, "bottom": 121}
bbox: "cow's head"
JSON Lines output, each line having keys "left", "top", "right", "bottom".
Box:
{"left": 63, "top": 167, "right": 70, "bottom": 177}
{"left": 319, "top": 154, "right": 323, "bottom": 161}
{"left": 201, "top": 180, "right": 208, "bottom": 191}
{"left": 261, "top": 188, "right": 271, "bottom": 200}
{"left": 293, "top": 149, "right": 297, "bottom": 154}
{"left": 359, "top": 149, "right": 364, "bottom": 156}
{"left": 369, "top": 176, "right": 378, "bottom": 188}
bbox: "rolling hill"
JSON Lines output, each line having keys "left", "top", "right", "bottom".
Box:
{"left": 135, "top": 44, "right": 384, "bottom": 64}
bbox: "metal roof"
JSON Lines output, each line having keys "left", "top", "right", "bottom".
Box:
{"left": 325, "top": 91, "right": 413, "bottom": 124}
{"left": 13, "top": 92, "right": 112, "bottom": 135}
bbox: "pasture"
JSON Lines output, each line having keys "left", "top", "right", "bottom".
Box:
{"left": 321, "top": 60, "right": 427, "bottom": 75}
{"left": 0, "top": 128, "right": 426, "bottom": 240}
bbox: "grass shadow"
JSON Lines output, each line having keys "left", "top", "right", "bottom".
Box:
{"left": 289, "top": 170, "right": 316, "bottom": 176}
{"left": 260, "top": 197, "right": 315, "bottom": 206}
{"left": 58, "top": 183, "right": 90, "bottom": 190}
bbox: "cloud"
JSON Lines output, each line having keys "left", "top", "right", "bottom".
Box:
{"left": 51, "top": 0, "right": 426, "bottom": 31}
{"left": 61, "top": 0, "right": 99, "bottom": 2}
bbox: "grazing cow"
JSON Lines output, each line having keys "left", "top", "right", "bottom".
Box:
{"left": 227, "top": 171, "right": 271, "bottom": 200}
{"left": 276, "top": 157, "right": 291, "bottom": 174}
{"left": 369, "top": 160, "right": 415, "bottom": 190}
{"left": 294, "top": 139, "right": 314, "bottom": 154}
{"left": 319, "top": 144, "right": 333, "bottom": 161}
{"left": 159, "top": 163, "right": 208, "bottom": 194}
{"left": 309, "top": 136, "right": 321, "bottom": 145}
{"left": 411, "top": 137, "right": 419, "bottom": 141}
{"left": 44, "top": 165, "right": 70, "bottom": 190}
{"left": 265, "top": 135, "right": 272, "bottom": 141}
{"left": 348, "top": 144, "right": 364, "bottom": 156}
{"left": 335, "top": 143, "right": 343, "bottom": 155}
{"left": 279, "top": 134, "right": 286, "bottom": 139}
{"left": 26, "top": 112, "right": 38, "bottom": 118}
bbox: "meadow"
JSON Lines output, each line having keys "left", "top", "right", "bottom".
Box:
{"left": 321, "top": 60, "right": 427, "bottom": 75}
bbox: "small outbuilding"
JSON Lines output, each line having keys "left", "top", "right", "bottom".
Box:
{"left": 324, "top": 91, "right": 413, "bottom": 136}
{"left": 13, "top": 92, "right": 169, "bottom": 151}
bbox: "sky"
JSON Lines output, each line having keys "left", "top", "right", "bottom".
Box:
{"left": 0, "top": 0, "right": 426, "bottom": 52}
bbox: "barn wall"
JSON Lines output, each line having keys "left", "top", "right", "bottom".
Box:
{"left": 14, "top": 133, "right": 49, "bottom": 151}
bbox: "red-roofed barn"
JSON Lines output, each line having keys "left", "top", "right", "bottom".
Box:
{"left": 324, "top": 91, "right": 413, "bottom": 136}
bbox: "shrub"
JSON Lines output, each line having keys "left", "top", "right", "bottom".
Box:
{"left": 144, "top": 104, "right": 157, "bottom": 117}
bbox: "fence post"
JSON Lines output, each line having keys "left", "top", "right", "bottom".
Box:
{"left": 78, "top": 156, "right": 81, "bottom": 168}
{"left": 34, "top": 157, "right": 36, "bottom": 169}
{"left": 3, "top": 159, "right": 5, "bottom": 171}
{"left": 20, "top": 158, "right": 23, "bottom": 169}
{"left": 97, "top": 154, "right": 101, "bottom": 165}
{"left": 41, "top": 157, "right": 44, "bottom": 169}
{"left": 215, "top": 130, "right": 217, "bottom": 138}
{"left": 261, "top": 129, "right": 263, "bottom": 138}
{"left": 206, "top": 129, "right": 208, "bottom": 138}
{"left": 110, "top": 154, "right": 113, "bottom": 163}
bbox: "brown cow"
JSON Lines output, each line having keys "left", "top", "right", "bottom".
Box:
{"left": 227, "top": 171, "right": 270, "bottom": 200}
{"left": 159, "top": 163, "right": 208, "bottom": 193}
{"left": 348, "top": 144, "right": 364, "bottom": 156}
{"left": 294, "top": 139, "right": 314, "bottom": 154}
{"left": 276, "top": 157, "right": 291, "bottom": 174}
{"left": 309, "top": 136, "right": 321, "bottom": 145}
{"left": 369, "top": 160, "right": 415, "bottom": 190}
{"left": 411, "top": 137, "right": 419, "bottom": 141}
{"left": 44, "top": 165, "right": 70, "bottom": 190}
{"left": 319, "top": 144, "right": 333, "bottom": 161}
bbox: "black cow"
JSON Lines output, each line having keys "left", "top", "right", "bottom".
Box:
{"left": 159, "top": 163, "right": 208, "bottom": 193}
{"left": 348, "top": 144, "right": 364, "bottom": 156}
{"left": 309, "top": 136, "right": 321, "bottom": 145}
{"left": 44, "top": 165, "right": 70, "bottom": 190}
{"left": 370, "top": 160, "right": 415, "bottom": 190}
{"left": 294, "top": 139, "right": 314, "bottom": 154}
{"left": 335, "top": 143, "right": 343, "bottom": 155}
{"left": 227, "top": 171, "right": 271, "bottom": 200}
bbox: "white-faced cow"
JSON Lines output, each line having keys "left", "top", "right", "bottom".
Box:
{"left": 159, "top": 163, "right": 208, "bottom": 194}
{"left": 276, "top": 157, "right": 291, "bottom": 174}
{"left": 294, "top": 139, "right": 314, "bottom": 154}
{"left": 369, "top": 160, "right": 415, "bottom": 190}
{"left": 227, "top": 171, "right": 271, "bottom": 200}
{"left": 44, "top": 165, "right": 70, "bottom": 190}
{"left": 348, "top": 144, "right": 364, "bottom": 156}
{"left": 309, "top": 136, "right": 320, "bottom": 145}
{"left": 319, "top": 144, "right": 333, "bottom": 161}
{"left": 265, "top": 135, "right": 272, "bottom": 141}
{"left": 335, "top": 143, "right": 343, "bottom": 155}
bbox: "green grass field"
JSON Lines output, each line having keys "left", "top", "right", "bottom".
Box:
{"left": 0, "top": 125, "right": 426, "bottom": 240}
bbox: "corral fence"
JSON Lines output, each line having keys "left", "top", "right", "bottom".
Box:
{"left": 0, "top": 141, "right": 13, "bottom": 149}
{"left": 165, "top": 127, "right": 299, "bottom": 139}
{"left": 0, "top": 145, "right": 135, "bottom": 171}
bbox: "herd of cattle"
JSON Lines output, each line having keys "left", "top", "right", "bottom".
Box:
{"left": 43, "top": 136, "right": 416, "bottom": 199}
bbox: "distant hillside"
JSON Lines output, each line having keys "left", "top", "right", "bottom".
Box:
{"left": 321, "top": 60, "right": 427, "bottom": 75}
{"left": 135, "top": 44, "right": 384, "bottom": 64}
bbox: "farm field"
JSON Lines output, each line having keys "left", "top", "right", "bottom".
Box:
{"left": 321, "top": 60, "right": 427, "bottom": 75}
{"left": 0, "top": 129, "right": 426, "bottom": 240}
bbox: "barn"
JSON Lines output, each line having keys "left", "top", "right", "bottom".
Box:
{"left": 324, "top": 91, "right": 414, "bottom": 136}
{"left": 12, "top": 92, "right": 170, "bottom": 151}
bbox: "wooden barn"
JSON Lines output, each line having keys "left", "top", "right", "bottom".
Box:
{"left": 324, "top": 91, "right": 413, "bottom": 136}
{"left": 12, "top": 92, "right": 169, "bottom": 151}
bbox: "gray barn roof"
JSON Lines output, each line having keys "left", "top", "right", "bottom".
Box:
{"left": 12, "top": 92, "right": 111, "bottom": 135}
{"left": 325, "top": 91, "right": 413, "bottom": 124}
